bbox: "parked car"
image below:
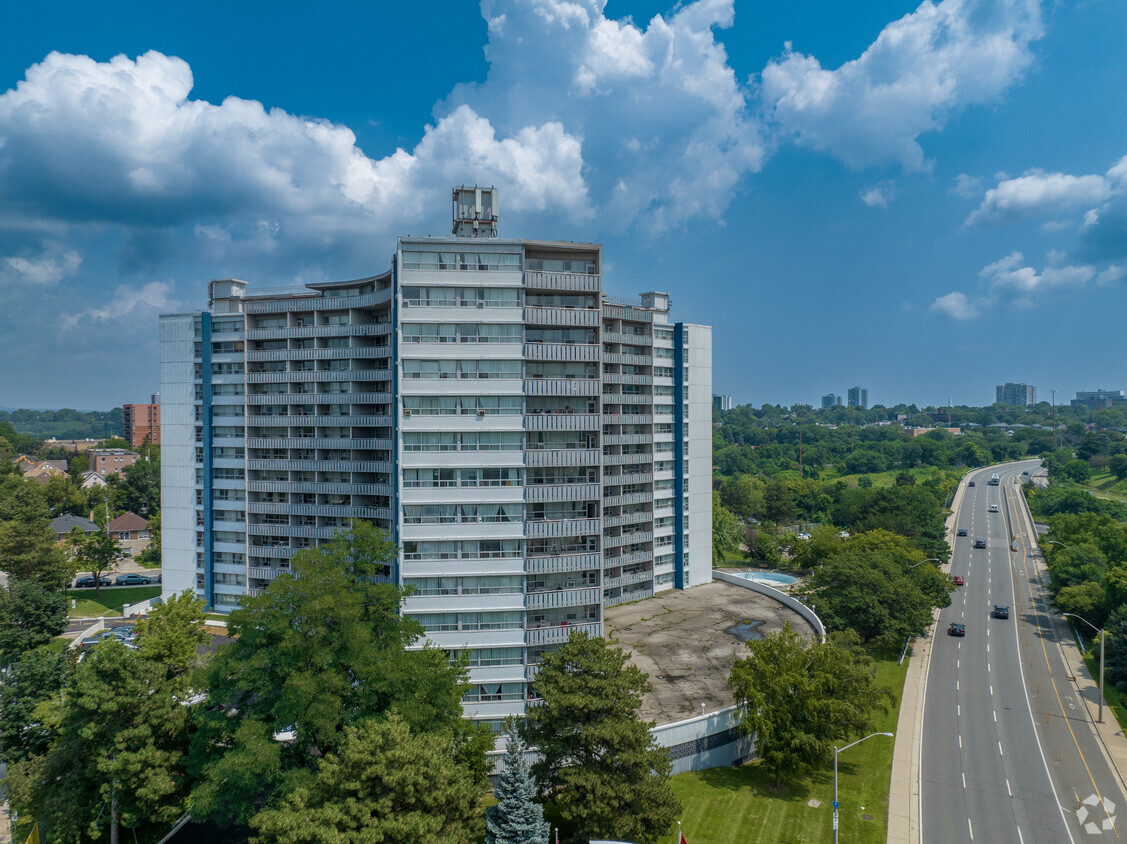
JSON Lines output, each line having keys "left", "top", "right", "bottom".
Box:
{"left": 948, "top": 622, "right": 966, "bottom": 637}
{"left": 993, "top": 605, "right": 1009, "bottom": 619}
{"left": 80, "top": 627, "right": 137, "bottom": 649}
{"left": 974, "top": 539, "right": 987, "bottom": 549}
{"left": 74, "top": 575, "right": 112, "bottom": 588}
{"left": 115, "top": 573, "right": 151, "bottom": 586}
{"left": 957, "top": 528, "right": 968, "bottom": 537}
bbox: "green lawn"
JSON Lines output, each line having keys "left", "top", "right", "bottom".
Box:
{"left": 658, "top": 652, "right": 908, "bottom": 844}
{"left": 830, "top": 467, "right": 955, "bottom": 490}
{"left": 68, "top": 585, "right": 160, "bottom": 617}
{"left": 1082, "top": 650, "right": 1127, "bottom": 733}
{"left": 1078, "top": 468, "right": 1127, "bottom": 503}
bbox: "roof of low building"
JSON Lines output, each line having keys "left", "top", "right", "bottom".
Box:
{"left": 107, "top": 512, "right": 148, "bottom": 532}
{"left": 49, "top": 513, "right": 98, "bottom": 534}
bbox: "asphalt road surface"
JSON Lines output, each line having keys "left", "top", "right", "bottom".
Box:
{"left": 920, "top": 461, "right": 1127, "bottom": 843}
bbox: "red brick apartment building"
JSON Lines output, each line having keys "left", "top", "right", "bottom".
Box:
{"left": 123, "top": 402, "right": 161, "bottom": 447}
{"left": 88, "top": 448, "right": 140, "bottom": 477}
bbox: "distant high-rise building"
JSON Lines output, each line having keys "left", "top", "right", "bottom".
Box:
{"left": 122, "top": 403, "right": 161, "bottom": 447}
{"left": 1071, "top": 389, "right": 1127, "bottom": 411}
{"left": 847, "top": 387, "right": 868, "bottom": 409}
{"left": 821, "top": 393, "right": 842, "bottom": 409}
{"left": 712, "top": 394, "right": 732, "bottom": 411}
{"left": 995, "top": 383, "right": 1036, "bottom": 406}
{"left": 159, "top": 187, "right": 714, "bottom": 728}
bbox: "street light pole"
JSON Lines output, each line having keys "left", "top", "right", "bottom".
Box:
{"left": 1063, "top": 613, "right": 1104, "bottom": 724}
{"left": 833, "top": 732, "right": 894, "bottom": 844}
{"left": 909, "top": 558, "right": 941, "bottom": 570}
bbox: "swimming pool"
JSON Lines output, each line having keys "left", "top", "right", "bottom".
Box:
{"left": 733, "top": 572, "right": 798, "bottom": 587}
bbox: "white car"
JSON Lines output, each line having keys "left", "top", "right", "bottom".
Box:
{"left": 988, "top": 504, "right": 999, "bottom": 513}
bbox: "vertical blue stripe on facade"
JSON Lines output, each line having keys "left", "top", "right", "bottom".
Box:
{"left": 390, "top": 256, "right": 401, "bottom": 586}
{"left": 200, "top": 312, "right": 214, "bottom": 609}
{"left": 673, "top": 322, "right": 685, "bottom": 590}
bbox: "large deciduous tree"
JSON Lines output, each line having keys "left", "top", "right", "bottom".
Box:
{"left": 189, "top": 521, "right": 491, "bottom": 829}
{"left": 729, "top": 624, "right": 895, "bottom": 786}
{"left": 521, "top": 632, "right": 680, "bottom": 844}
{"left": 486, "top": 720, "right": 549, "bottom": 844}
{"left": 251, "top": 715, "right": 484, "bottom": 844}
{"left": 0, "top": 645, "right": 69, "bottom": 765}
{"left": 68, "top": 528, "right": 122, "bottom": 596}
{"left": 113, "top": 455, "right": 160, "bottom": 516}
{"left": 0, "top": 579, "right": 68, "bottom": 664}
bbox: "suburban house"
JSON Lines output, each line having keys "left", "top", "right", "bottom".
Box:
{"left": 80, "top": 471, "right": 109, "bottom": 490}
{"left": 107, "top": 512, "right": 149, "bottom": 541}
{"left": 49, "top": 513, "right": 99, "bottom": 541}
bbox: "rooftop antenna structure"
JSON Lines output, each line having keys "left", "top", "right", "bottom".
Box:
{"left": 452, "top": 185, "right": 499, "bottom": 238}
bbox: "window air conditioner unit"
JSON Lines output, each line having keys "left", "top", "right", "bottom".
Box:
{"left": 477, "top": 409, "right": 486, "bottom": 417}
{"left": 403, "top": 408, "right": 412, "bottom": 416}
{"left": 476, "top": 301, "right": 485, "bottom": 308}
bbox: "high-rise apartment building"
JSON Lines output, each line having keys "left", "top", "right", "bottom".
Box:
{"left": 159, "top": 187, "right": 712, "bottom": 727}
{"left": 847, "top": 386, "right": 868, "bottom": 409}
{"left": 995, "top": 382, "right": 1036, "bottom": 406}
{"left": 1071, "top": 389, "right": 1126, "bottom": 410}
{"left": 123, "top": 400, "right": 161, "bottom": 447}
{"left": 712, "top": 394, "right": 732, "bottom": 411}
{"left": 821, "top": 393, "right": 842, "bottom": 409}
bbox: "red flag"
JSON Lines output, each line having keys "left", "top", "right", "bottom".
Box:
{"left": 681, "top": 833, "right": 688, "bottom": 844}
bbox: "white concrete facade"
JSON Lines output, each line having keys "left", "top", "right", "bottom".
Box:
{"left": 160, "top": 212, "right": 712, "bottom": 730}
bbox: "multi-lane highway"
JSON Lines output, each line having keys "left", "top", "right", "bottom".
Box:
{"left": 920, "top": 461, "right": 1127, "bottom": 843}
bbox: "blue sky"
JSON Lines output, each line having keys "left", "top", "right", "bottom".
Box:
{"left": 1, "top": 0, "right": 1125, "bottom": 410}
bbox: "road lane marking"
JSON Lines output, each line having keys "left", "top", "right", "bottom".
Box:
{"left": 959, "top": 734, "right": 963, "bottom": 748}
{"left": 1018, "top": 826, "right": 1025, "bottom": 844}
{"left": 994, "top": 710, "right": 998, "bottom": 723}
{"left": 969, "top": 817, "right": 974, "bottom": 840}
{"left": 991, "top": 684, "right": 994, "bottom": 696}
{"left": 999, "top": 741, "right": 1004, "bottom": 756}
{"left": 963, "top": 771, "right": 967, "bottom": 788}
{"left": 1007, "top": 779, "right": 1013, "bottom": 796}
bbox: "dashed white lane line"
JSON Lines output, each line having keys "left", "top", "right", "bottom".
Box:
{"left": 958, "top": 704, "right": 961, "bottom": 717}
{"left": 1017, "top": 827, "right": 1024, "bottom": 844}
{"left": 998, "top": 741, "right": 1004, "bottom": 756}
{"left": 969, "top": 817, "right": 975, "bottom": 840}
{"left": 963, "top": 771, "right": 967, "bottom": 788}
{"left": 1007, "top": 779, "right": 1012, "bottom": 797}
{"left": 993, "top": 710, "right": 998, "bottom": 723}
{"left": 990, "top": 684, "right": 994, "bottom": 696}
{"left": 959, "top": 734, "right": 963, "bottom": 749}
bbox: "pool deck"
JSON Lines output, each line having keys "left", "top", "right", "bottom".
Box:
{"left": 603, "top": 580, "right": 813, "bottom": 725}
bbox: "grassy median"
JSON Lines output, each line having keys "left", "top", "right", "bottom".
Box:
{"left": 659, "top": 651, "right": 908, "bottom": 844}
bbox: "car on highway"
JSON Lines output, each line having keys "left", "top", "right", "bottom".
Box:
{"left": 992, "top": 605, "right": 1009, "bottom": 619}
{"left": 74, "top": 575, "right": 111, "bottom": 588}
{"left": 974, "top": 539, "right": 987, "bottom": 549}
{"left": 957, "top": 528, "right": 968, "bottom": 537}
{"left": 115, "top": 573, "right": 152, "bottom": 586}
{"left": 953, "top": 575, "right": 965, "bottom": 586}
{"left": 968, "top": 481, "right": 976, "bottom": 487}
{"left": 1022, "top": 470, "right": 1029, "bottom": 475}
{"left": 948, "top": 622, "right": 966, "bottom": 637}
{"left": 988, "top": 504, "right": 999, "bottom": 513}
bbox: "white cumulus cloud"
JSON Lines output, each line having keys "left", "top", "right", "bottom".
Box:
{"left": 61, "top": 281, "right": 182, "bottom": 331}
{"left": 760, "top": 0, "right": 1043, "bottom": 170}
{"left": 965, "top": 169, "right": 1116, "bottom": 226}
{"left": 930, "top": 291, "right": 979, "bottom": 319}
{"left": 3, "top": 247, "right": 81, "bottom": 286}
{"left": 860, "top": 182, "right": 898, "bottom": 207}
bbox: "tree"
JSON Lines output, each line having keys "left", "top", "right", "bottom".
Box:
{"left": 96, "top": 437, "right": 131, "bottom": 450}
{"left": 1062, "top": 459, "right": 1092, "bottom": 483}
{"left": 1110, "top": 454, "right": 1127, "bottom": 481}
{"left": 0, "top": 580, "right": 68, "bottom": 664}
{"left": 251, "top": 715, "right": 485, "bottom": 844}
{"left": 68, "top": 528, "right": 122, "bottom": 596}
{"left": 521, "top": 632, "right": 680, "bottom": 844}
{"left": 712, "top": 493, "right": 743, "bottom": 561}
{"left": 486, "top": 720, "right": 550, "bottom": 844}
{"left": 729, "top": 624, "right": 895, "bottom": 786}
{"left": 114, "top": 455, "right": 160, "bottom": 516}
{"left": 799, "top": 549, "right": 944, "bottom": 647}
{"left": 135, "top": 590, "right": 209, "bottom": 692}
{"left": 42, "top": 474, "right": 87, "bottom": 517}
{"left": 1054, "top": 581, "right": 1106, "bottom": 627}
{"left": 5, "top": 639, "right": 196, "bottom": 843}
{"left": 189, "top": 522, "right": 490, "bottom": 828}
{"left": 0, "top": 645, "right": 69, "bottom": 764}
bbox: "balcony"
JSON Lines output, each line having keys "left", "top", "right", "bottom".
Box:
{"left": 603, "top": 491, "right": 653, "bottom": 507}
{"left": 602, "top": 433, "right": 652, "bottom": 446}
{"left": 524, "top": 482, "right": 602, "bottom": 503}
{"left": 523, "top": 342, "right": 599, "bottom": 362}
{"left": 525, "top": 622, "right": 600, "bottom": 647}
{"left": 525, "top": 449, "right": 600, "bottom": 468}
{"left": 246, "top": 324, "right": 393, "bottom": 341}
{"left": 602, "top": 373, "right": 653, "bottom": 386}
{"left": 523, "top": 271, "right": 601, "bottom": 293}
{"left": 603, "top": 511, "right": 652, "bottom": 529}
{"left": 524, "top": 306, "right": 600, "bottom": 327}
{"left": 245, "top": 392, "right": 392, "bottom": 405}
{"left": 246, "top": 347, "right": 390, "bottom": 362}
{"left": 603, "top": 331, "right": 652, "bottom": 346}
{"left": 525, "top": 518, "right": 601, "bottom": 539}
{"left": 603, "top": 352, "right": 652, "bottom": 366}
{"left": 525, "top": 587, "right": 601, "bottom": 610}
{"left": 524, "top": 553, "right": 601, "bottom": 574}
{"left": 604, "top": 531, "right": 653, "bottom": 548}
{"left": 602, "top": 414, "right": 652, "bottom": 426}
{"left": 247, "top": 459, "right": 391, "bottom": 473}
{"left": 603, "top": 453, "right": 651, "bottom": 467}
{"left": 524, "top": 413, "right": 599, "bottom": 431}
{"left": 246, "top": 438, "right": 392, "bottom": 451}
{"left": 604, "top": 550, "right": 653, "bottom": 569}
{"left": 524, "top": 378, "right": 601, "bottom": 397}
{"left": 603, "top": 471, "right": 653, "bottom": 486}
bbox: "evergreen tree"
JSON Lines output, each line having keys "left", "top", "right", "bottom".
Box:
{"left": 486, "top": 720, "right": 549, "bottom": 844}
{"left": 521, "top": 632, "right": 679, "bottom": 844}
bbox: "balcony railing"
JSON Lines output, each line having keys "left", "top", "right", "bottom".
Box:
{"left": 525, "top": 518, "right": 601, "bottom": 539}
{"left": 523, "top": 271, "right": 601, "bottom": 292}
{"left": 525, "top": 621, "right": 600, "bottom": 647}
{"left": 523, "top": 342, "right": 600, "bottom": 362}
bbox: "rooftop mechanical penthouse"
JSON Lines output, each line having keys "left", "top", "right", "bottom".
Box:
{"left": 160, "top": 186, "right": 713, "bottom": 726}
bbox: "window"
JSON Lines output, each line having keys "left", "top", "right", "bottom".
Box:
{"left": 401, "top": 251, "right": 521, "bottom": 272}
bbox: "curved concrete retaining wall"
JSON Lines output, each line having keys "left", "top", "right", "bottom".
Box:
{"left": 713, "top": 570, "right": 826, "bottom": 639}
